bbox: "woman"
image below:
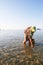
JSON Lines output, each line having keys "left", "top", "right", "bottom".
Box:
{"left": 23, "top": 26, "right": 36, "bottom": 48}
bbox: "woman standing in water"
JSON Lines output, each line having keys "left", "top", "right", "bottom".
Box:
{"left": 23, "top": 26, "right": 36, "bottom": 48}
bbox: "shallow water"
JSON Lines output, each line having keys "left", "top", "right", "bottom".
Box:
{"left": 0, "top": 30, "right": 43, "bottom": 65}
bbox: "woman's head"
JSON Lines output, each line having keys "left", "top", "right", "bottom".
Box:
{"left": 31, "top": 26, "right": 36, "bottom": 32}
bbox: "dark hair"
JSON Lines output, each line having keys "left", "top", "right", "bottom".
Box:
{"left": 34, "top": 26, "right": 36, "bottom": 31}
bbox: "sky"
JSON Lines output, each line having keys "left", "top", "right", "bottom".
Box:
{"left": 0, "top": 0, "right": 43, "bottom": 30}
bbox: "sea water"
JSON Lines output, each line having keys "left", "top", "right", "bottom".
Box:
{"left": 0, "top": 30, "right": 43, "bottom": 65}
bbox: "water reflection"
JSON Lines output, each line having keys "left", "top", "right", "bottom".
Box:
{"left": 24, "top": 44, "right": 32, "bottom": 58}
{"left": 23, "top": 38, "right": 35, "bottom": 58}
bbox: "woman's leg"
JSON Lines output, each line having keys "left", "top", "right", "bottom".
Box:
{"left": 32, "top": 39, "right": 35, "bottom": 48}
{"left": 23, "top": 33, "right": 26, "bottom": 44}
{"left": 29, "top": 38, "right": 33, "bottom": 48}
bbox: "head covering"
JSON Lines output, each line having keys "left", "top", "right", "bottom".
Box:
{"left": 31, "top": 26, "right": 36, "bottom": 32}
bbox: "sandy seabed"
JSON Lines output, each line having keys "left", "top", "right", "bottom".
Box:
{"left": 0, "top": 43, "right": 43, "bottom": 65}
